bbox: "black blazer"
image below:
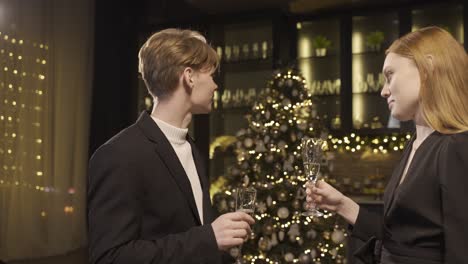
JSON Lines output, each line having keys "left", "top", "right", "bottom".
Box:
{"left": 351, "top": 131, "right": 468, "bottom": 264}
{"left": 87, "top": 112, "right": 230, "bottom": 264}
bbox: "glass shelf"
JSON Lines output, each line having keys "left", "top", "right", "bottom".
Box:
{"left": 209, "top": 21, "right": 274, "bottom": 179}
{"left": 297, "top": 19, "right": 341, "bottom": 130}
{"left": 352, "top": 12, "right": 399, "bottom": 130}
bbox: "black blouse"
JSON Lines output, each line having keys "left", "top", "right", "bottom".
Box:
{"left": 350, "top": 131, "right": 468, "bottom": 264}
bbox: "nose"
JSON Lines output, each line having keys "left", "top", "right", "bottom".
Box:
{"left": 381, "top": 84, "right": 390, "bottom": 98}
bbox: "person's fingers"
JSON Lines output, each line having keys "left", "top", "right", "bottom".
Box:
{"left": 312, "top": 186, "right": 328, "bottom": 196}
{"left": 222, "top": 237, "right": 244, "bottom": 248}
{"left": 230, "top": 212, "right": 255, "bottom": 224}
{"left": 308, "top": 192, "right": 322, "bottom": 201}
{"left": 313, "top": 195, "right": 323, "bottom": 204}
{"left": 319, "top": 204, "right": 336, "bottom": 212}
{"left": 230, "top": 228, "right": 248, "bottom": 239}
{"left": 315, "top": 180, "right": 326, "bottom": 187}
{"left": 229, "top": 220, "right": 252, "bottom": 233}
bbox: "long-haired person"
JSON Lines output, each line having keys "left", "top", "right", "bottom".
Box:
{"left": 307, "top": 26, "right": 468, "bottom": 264}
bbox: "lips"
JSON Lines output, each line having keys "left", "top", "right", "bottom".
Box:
{"left": 387, "top": 100, "right": 395, "bottom": 110}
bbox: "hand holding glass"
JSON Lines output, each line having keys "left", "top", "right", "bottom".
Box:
{"left": 234, "top": 187, "right": 256, "bottom": 264}
{"left": 301, "top": 137, "right": 325, "bottom": 217}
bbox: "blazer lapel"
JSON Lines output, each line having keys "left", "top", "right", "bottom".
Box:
{"left": 188, "top": 136, "right": 215, "bottom": 224}
{"left": 383, "top": 134, "right": 415, "bottom": 216}
{"left": 136, "top": 112, "right": 202, "bottom": 225}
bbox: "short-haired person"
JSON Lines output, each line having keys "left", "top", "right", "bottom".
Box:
{"left": 87, "top": 29, "right": 254, "bottom": 264}
{"left": 307, "top": 26, "right": 468, "bottom": 263}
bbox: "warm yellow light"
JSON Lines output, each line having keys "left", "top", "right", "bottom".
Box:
{"left": 19, "top": 40, "right": 23, "bottom": 44}
{"left": 41, "top": 211, "right": 47, "bottom": 217}
{"left": 41, "top": 60, "right": 46, "bottom": 64}
{"left": 36, "top": 171, "right": 43, "bottom": 176}
{"left": 36, "top": 155, "right": 41, "bottom": 160}
{"left": 18, "top": 55, "right": 22, "bottom": 60}
{"left": 39, "top": 74, "right": 45, "bottom": 80}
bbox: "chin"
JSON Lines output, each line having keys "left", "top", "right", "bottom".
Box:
{"left": 391, "top": 112, "right": 412, "bottom": 122}
{"left": 191, "top": 106, "right": 212, "bottom": 114}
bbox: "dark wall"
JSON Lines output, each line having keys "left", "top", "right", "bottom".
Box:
{"left": 89, "top": 0, "right": 208, "bottom": 156}
{"left": 89, "top": 0, "right": 143, "bottom": 155}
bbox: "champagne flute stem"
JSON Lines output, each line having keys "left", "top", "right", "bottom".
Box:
{"left": 236, "top": 244, "right": 243, "bottom": 264}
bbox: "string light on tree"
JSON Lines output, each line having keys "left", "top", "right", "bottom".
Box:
{"left": 211, "top": 68, "right": 347, "bottom": 263}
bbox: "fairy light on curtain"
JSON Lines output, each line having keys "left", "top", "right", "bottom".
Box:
{"left": 0, "top": 32, "right": 58, "bottom": 206}
{"left": 0, "top": 0, "right": 92, "bottom": 260}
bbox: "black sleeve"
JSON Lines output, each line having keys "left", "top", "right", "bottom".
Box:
{"left": 438, "top": 133, "right": 468, "bottom": 264}
{"left": 87, "top": 145, "right": 222, "bottom": 264}
{"left": 347, "top": 206, "right": 383, "bottom": 264}
{"left": 349, "top": 206, "right": 383, "bottom": 242}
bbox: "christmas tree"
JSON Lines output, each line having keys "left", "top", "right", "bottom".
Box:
{"left": 212, "top": 68, "right": 347, "bottom": 264}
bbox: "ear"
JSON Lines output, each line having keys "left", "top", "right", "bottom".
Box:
{"left": 182, "top": 67, "right": 195, "bottom": 89}
{"left": 426, "top": 54, "right": 434, "bottom": 72}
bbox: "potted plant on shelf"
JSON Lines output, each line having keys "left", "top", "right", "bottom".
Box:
{"left": 312, "top": 35, "right": 331, "bottom": 57}
{"left": 366, "top": 31, "right": 385, "bottom": 52}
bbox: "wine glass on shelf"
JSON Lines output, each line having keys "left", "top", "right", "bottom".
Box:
{"left": 301, "top": 137, "right": 325, "bottom": 217}
{"left": 234, "top": 186, "right": 256, "bottom": 264}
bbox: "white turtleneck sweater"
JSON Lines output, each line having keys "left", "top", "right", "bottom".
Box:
{"left": 151, "top": 116, "right": 204, "bottom": 224}
{"left": 399, "top": 125, "right": 434, "bottom": 185}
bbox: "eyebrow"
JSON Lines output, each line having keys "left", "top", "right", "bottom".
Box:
{"left": 382, "top": 67, "right": 393, "bottom": 76}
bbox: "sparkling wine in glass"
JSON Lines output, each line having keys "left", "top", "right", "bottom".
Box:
{"left": 301, "top": 137, "right": 325, "bottom": 217}
{"left": 234, "top": 187, "right": 256, "bottom": 264}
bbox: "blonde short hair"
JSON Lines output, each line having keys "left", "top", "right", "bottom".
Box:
{"left": 138, "top": 28, "right": 219, "bottom": 99}
{"left": 387, "top": 26, "right": 468, "bottom": 134}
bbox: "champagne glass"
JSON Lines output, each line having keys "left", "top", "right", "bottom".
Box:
{"left": 234, "top": 187, "right": 256, "bottom": 264}
{"left": 301, "top": 137, "right": 325, "bottom": 217}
